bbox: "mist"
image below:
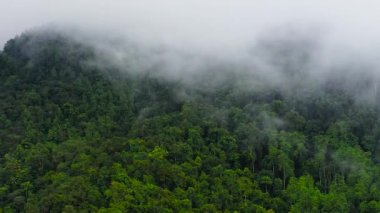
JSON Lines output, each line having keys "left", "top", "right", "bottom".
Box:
{"left": 4, "top": 2, "right": 380, "bottom": 211}
{"left": 3, "top": 0, "right": 380, "bottom": 103}
{"left": 3, "top": 1, "right": 380, "bottom": 49}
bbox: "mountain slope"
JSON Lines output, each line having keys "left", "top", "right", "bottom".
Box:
{"left": 1, "top": 31, "right": 380, "bottom": 212}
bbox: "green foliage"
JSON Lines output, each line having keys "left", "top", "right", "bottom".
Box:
{"left": 1, "top": 31, "right": 380, "bottom": 212}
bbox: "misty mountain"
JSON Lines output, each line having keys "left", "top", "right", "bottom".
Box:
{"left": 1, "top": 30, "right": 380, "bottom": 212}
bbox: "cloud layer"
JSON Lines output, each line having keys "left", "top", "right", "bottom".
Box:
{"left": 3, "top": 0, "right": 380, "bottom": 104}
{"left": 2, "top": 1, "right": 380, "bottom": 51}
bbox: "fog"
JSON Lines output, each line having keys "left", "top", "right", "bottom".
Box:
{"left": 3, "top": 0, "right": 380, "bottom": 103}
{"left": 2, "top": 1, "right": 380, "bottom": 50}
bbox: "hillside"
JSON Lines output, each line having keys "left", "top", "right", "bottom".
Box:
{"left": 1, "top": 31, "right": 380, "bottom": 212}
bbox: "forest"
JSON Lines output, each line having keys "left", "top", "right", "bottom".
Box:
{"left": 1, "top": 30, "right": 380, "bottom": 212}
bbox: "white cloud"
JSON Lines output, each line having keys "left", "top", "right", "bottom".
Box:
{"left": 1, "top": 0, "right": 380, "bottom": 52}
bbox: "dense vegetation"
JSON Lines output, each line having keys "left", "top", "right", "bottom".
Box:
{"left": 1, "top": 31, "right": 380, "bottom": 212}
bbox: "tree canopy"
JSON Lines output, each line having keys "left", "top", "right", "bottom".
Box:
{"left": 0, "top": 31, "right": 380, "bottom": 212}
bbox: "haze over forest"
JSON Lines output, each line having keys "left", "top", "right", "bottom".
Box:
{"left": 2, "top": 1, "right": 380, "bottom": 212}
{"left": 3, "top": 1, "right": 380, "bottom": 91}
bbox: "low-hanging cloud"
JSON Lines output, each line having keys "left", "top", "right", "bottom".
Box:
{"left": 2, "top": 0, "right": 380, "bottom": 51}
{"left": 3, "top": 0, "right": 380, "bottom": 104}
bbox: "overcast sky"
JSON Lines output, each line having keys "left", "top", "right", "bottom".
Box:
{"left": 1, "top": 0, "right": 380, "bottom": 51}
